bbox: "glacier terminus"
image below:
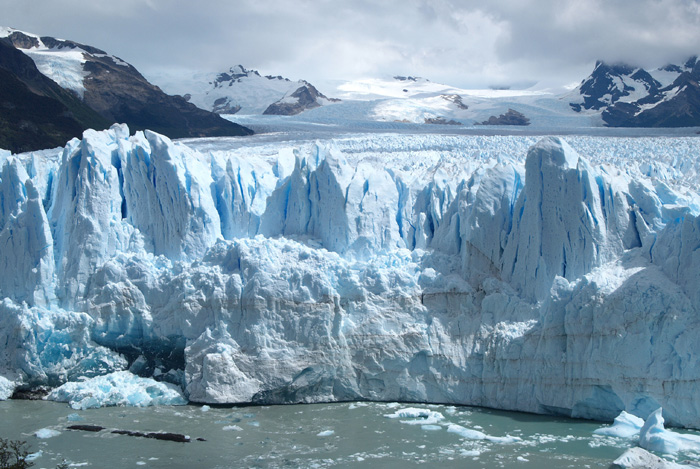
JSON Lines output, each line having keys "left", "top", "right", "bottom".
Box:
{"left": 1, "top": 123, "right": 700, "bottom": 431}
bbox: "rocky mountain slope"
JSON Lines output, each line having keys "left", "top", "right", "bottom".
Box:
{"left": 164, "top": 65, "right": 338, "bottom": 116}
{"left": 0, "top": 27, "right": 251, "bottom": 151}
{"left": 0, "top": 37, "right": 110, "bottom": 153}
{"left": 569, "top": 57, "right": 700, "bottom": 127}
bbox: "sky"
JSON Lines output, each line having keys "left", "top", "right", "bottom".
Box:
{"left": 2, "top": 0, "right": 700, "bottom": 90}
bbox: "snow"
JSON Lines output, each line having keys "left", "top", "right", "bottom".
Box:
{"left": 46, "top": 371, "right": 187, "bottom": 409}
{"left": 2, "top": 123, "right": 700, "bottom": 428}
{"left": 23, "top": 48, "right": 88, "bottom": 98}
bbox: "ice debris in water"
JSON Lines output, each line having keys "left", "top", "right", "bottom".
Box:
{"left": 317, "top": 430, "right": 335, "bottom": 437}
{"left": 384, "top": 408, "right": 445, "bottom": 425}
{"left": 46, "top": 371, "right": 187, "bottom": 409}
{"left": 0, "top": 376, "right": 13, "bottom": 400}
{"left": 447, "top": 424, "right": 521, "bottom": 444}
{"left": 35, "top": 428, "right": 60, "bottom": 439}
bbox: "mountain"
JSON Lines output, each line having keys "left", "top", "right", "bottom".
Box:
{"left": 569, "top": 57, "right": 700, "bottom": 127}
{"left": 165, "top": 65, "right": 339, "bottom": 115}
{"left": 0, "top": 27, "right": 252, "bottom": 149}
{"left": 2, "top": 126, "right": 700, "bottom": 430}
{"left": 0, "top": 37, "right": 111, "bottom": 153}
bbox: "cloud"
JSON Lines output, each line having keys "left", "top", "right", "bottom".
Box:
{"left": 2, "top": 0, "right": 698, "bottom": 89}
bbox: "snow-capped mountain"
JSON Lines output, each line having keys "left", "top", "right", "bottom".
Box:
{"left": 161, "top": 65, "right": 338, "bottom": 115}
{"left": 569, "top": 57, "right": 700, "bottom": 127}
{"left": 0, "top": 27, "right": 251, "bottom": 146}
{"left": 2, "top": 124, "right": 700, "bottom": 429}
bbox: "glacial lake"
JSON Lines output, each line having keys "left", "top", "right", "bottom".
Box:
{"left": 0, "top": 399, "right": 680, "bottom": 468}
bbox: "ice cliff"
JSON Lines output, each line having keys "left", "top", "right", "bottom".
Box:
{"left": 1, "top": 125, "right": 700, "bottom": 428}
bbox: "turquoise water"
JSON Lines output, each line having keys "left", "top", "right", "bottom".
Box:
{"left": 0, "top": 400, "right": 655, "bottom": 468}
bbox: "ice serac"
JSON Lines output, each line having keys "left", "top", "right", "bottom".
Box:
{"left": 2, "top": 128, "right": 700, "bottom": 427}
{"left": 501, "top": 137, "right": 634, "bottom": 301}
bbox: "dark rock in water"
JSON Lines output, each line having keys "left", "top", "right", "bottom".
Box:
{"left": 111, "top": 429, "right": 190, "bottom": 443}
{"left": 196, "top": 438, "right": 207, "bottom": 442}
{"left": 424, "top": 117, "right": 462, "bottom": 125}
{"left": 477, "top": 109, "right": 530, "bottom": 126}
{"left": 67, "top": 425, "right": 105, "bottom": 432}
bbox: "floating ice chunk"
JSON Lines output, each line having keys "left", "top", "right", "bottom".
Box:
{"left": 35, "top": 428, "right": 60, "bottom": 439}
{"left": 384, "top": 408, "right": 445, "bottom": 425}
{"left": 67, "top": 413, "right": 83, "bottom": 422}
{"left": 46, "top": 371, "right": 187, "bottom": 409}
{"left": 594, "top": 411, "right": 645, "bottom": 438}
{"left": 223, "top": 425, "right": 243, "bottom": 431}
{"left": 447, "top": 424, "right": 521, "bottom": 444}
{"left": 317, "top": 430, "right": 335, "bottom": 437}
{"left": 639, "top": 408, "right": 700, "bottom": 455}
{"left": 201, "top": 405, "right": 211, "bottom": 412}
{"left": 421, "top": 425, "right": 442, "bottom": 431}
{"left": 0, "top": 376, "right": 13, "bottom": 400}
{"left": 612, "top": 447, "right": 691, "bottom": 468}
{"left": 26, "top": 451, "right": 42, "bottom": 461}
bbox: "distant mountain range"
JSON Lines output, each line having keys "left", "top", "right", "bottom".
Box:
{"left": 569, "top": 57, "right": 700, "bottom": 127}
{"left": 162, "top": 65, "right": 339, "bottom": 116}
{"left": 0, "top": 27, "right": 251, "bottom": 153}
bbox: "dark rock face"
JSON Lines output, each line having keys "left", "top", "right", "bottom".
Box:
{"left": 570, "top": 61, "right": 661, "bottom": 112}
{"left": 441, "top": 94, "right": 468, "bottom": 110}
{"left": 602, "top": 58, "right": 700, "bottom": 127}
{"left": 477, "top": 109, "right": 530, "bottom": 126}
{"left": 0, "top": 29, "right": 252, "bottom": 149}
{"left": 263, "top": 82, "right": 331, "bottom": 116}
{"left": 571, "top": 57, "right": 700, "bottom": 127}
{"left": 78, "top": 52, "right": 252, "bottom": 138}
{"left": 0, "top": 38, "right": 110, "bottom": 153}
{"left": 424, "top": 117, "right": 461, "bottom": 125}
{"left": 212, "top": 97, "right": 241, "bottom": 114}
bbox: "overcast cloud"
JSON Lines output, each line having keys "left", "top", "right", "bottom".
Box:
{"left": 2, "top": 0, "right": 699, "bottom": 89}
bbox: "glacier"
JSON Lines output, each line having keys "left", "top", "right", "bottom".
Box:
{"left": 1, "top": 124, "right": 700, "bottom": 429}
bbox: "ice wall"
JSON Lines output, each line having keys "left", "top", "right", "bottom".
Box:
{"left": 1, "top": 126, "right": 700, "bottom": 430}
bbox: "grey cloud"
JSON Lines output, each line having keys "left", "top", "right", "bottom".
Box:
{"left": 2, "top": 0, "right": 698, "bottom": 89}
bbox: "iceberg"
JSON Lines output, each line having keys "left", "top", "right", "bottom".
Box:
{"left": 2, "top": 125, "right": 700, "bottom": 427}
{"left": 46, "top": 371, "right": 187, "bottom": 409}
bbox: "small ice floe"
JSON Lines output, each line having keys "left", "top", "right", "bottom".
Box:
{"left": 317, "top": 430, "right": 335, "bottom": 437}
{"left": 384, "top": 407, "right": 444, "bottom": 425}
{"left": 47, "top": 371, "right": 187, "bottom": 410}
{"left": 222, "top": 425, "right": 243, "bottom": 431}
{"left": 594, "top": 411, "right": 644, "bottom": 438}
{"left": 421, "top": 425, "right": 442, "bottom": 431}
{"left": 447, "top": 424, "right": 521, "bottom": 443}
{"left": 35, "top": 428, "right": 61, "bottom": 439}
{"left": 26, "top": 450, "right": 42, "bottom": 461}
{"left": 201, "top": 405, "right": 211, "bottom": 412}
{"left": 67, "top": 413, "right": 83, "bottom": 422}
